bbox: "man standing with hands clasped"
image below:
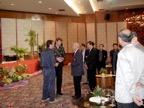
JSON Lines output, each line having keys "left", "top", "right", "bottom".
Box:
{"left": 68, "top": 43, "right": 84, "bottom": 99}
{"left": 115, "top": 29, "right": 144, "bottom": 108}
{"left": 41, "top": 40, "right": 63, "bottom": 103}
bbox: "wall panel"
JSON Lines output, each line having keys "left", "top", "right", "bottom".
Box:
{"left": 17, "top": 19, "right": 31, "bottom": 51}
{"left": 44, "top": 21, "right": 55, "bottom": 42}
{"left": 78, "top": 23, "right": 86, "bottom": 45}
{"left": 1, "top": 18, "right": 16, "bottom": 55}
{"left": 67, "top": 23, "right": 77, "bottom": 53}
{"left": 87, "top": 23, "right": 95, "bottom": 43}
{"left": 56, "top": 22, "right": 67, "bottom": 52}
{"left": 96, "top": 23, "right": 107, "bottom": 49}
{"left": 117, "top": 22, "right": 127, "bottom": 33}
{"left": 107, "top": 22, "right": 117, "bottom": 52}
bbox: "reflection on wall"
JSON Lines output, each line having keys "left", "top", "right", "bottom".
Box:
{"left": 56, "top": 22, "right": 67, "bottom": 52}
{"left": 44, "top": 21, "right": 56, "bottom": 42}
{"left": 78, "top": 23, "right": 86, "bottom": 45}
{"left": 87, "top": 23, "right": 95, "bottom": 43}
{"left": 97, "top": 23, "right": 107, "bottom": 50}
{"left": 67, "top": 23, "right": 77, "bottom": 53}
{"left": 107, "top": 22, "right": 117, "bottom": 52}
{"left": 17, "top": 19, "right": 31, "bottom": 51}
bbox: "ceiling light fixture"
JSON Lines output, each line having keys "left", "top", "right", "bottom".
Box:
{"left": 49, "top": 8, "right": 52, "bottom": 10}
{"left": 38, "top": 1, "right": 42, "bottom": 3}
{"left": 64, "top": 0, "right": 80, "bottom": 14}
{"left": 11, "top": 4, "right": 14, "bottom": 6}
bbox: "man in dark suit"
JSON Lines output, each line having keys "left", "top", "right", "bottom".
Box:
{"left": 85, "top": 41, "right": 98, "bottom": 91}
{"left": 110, "top": 43, "right": 119, "bottom": 75}
{"left": 98, "top": 44, "right": 107, "bottom": 73}
{"left": 68, "top": 42, "right": 84, "bottom": 99}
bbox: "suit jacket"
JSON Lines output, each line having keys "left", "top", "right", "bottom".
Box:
{"left": 71, "top": 49, "right": 84, "bottom": 76}
{"left": 98, "top": 49, "right": 107, "bottom": 63}
{"left": 84, "top": 49, "right": 89, "bottom": 63}
{"left": 115, "top": 44, "right": 144, "bottom": 103}
{"left": 85, "top": 48, "right": 98, "bottom": 70}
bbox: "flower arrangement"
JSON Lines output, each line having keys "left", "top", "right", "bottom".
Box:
{"left": 0, "top": 64, "right": 29, "bottom": 87}
{"left": 92, "top": 86, "right": 105, "bottom": 97}
{"left": 99, "top": 68, "right": 107, "bottom": 74}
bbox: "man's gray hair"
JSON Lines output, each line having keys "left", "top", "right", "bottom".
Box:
{"left": 118, "top": 29, "right": 133, "bottom": 42}
{"left": 132, "top": 31, "right": 137, "bottom": 38}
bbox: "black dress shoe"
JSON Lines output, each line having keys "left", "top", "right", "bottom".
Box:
{"left": 57, "top": 93, "right": 63, "bottom": 95}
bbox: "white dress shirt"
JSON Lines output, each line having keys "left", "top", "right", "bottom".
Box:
{"left": 115, "top": 44, "right": 144, "bottom": 103}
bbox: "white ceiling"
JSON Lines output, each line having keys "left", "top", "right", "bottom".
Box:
{"left": 0, "top": 0, "right": 144, "bottom": 16}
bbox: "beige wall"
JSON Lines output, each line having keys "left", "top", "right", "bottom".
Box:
{"left": 0, "top": 12, "right": 127, "bottom": 55}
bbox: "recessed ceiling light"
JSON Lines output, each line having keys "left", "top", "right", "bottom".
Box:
{"left": 38, "top": 1, "right": 42, "bottom": 3}
{"left": 11, "top": 4, "right": 14, "bottom": 6}
{"left": 49, "top": 8, "right": 52, "bottom": 10}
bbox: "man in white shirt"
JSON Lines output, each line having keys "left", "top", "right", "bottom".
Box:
{"left": 131, "top": 32, "right": 144, "bottom": 107}
{"left": 115, "top": 29, "right": 144, "bottom": 108}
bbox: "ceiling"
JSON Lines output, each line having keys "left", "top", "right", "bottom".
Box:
{"left": 0, "top": 0, "right": 144, "bottom": 16}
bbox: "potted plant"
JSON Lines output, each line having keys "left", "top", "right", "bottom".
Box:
{"left": 92, "top": 86, "right": 105, "bottom": 97}
{"left": 99, "top": 68, "right": 107, "bottom": 75}
{"left": 10, "top": 46, "right": 28, "bottom": 60}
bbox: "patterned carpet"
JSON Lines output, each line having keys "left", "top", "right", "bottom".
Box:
{"left": 0, "top": 66, "right": 90, "bottom": 108}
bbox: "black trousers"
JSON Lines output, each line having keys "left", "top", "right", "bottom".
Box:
{"left": 73, "top": 76, "right": 82, "bottom": 98}
{"left": 98, "top": 61, "right": 106, "bottom": 73}
{"left": 87, "top": 68, "right": 96, "bottom": 91}
{"left": 55, "top": 63, "right": 63, "bottom": 94}
{"left": 117, "top": 101, "right": 144, "bottom": 108}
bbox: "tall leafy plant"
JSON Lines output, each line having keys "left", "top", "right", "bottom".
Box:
{"left": 25, "top": 30, "right": 37, "bottom": 55}
{"left": 10, "top": 46, "right": 28, "bottom": 60}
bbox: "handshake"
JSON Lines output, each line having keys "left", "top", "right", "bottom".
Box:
{"left": 56, "top": 57, "right": 64, "bottom": 63}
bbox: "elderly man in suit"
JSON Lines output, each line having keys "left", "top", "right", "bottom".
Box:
{"left": 115, "top": 29, "right": 144, "bottom": 108}
{"left": 68, "top": 42, "right": 84, "bottom": 99}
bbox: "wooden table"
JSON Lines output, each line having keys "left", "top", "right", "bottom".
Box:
{"left": 96, "top": 74, "right": 115, "bottom": 89}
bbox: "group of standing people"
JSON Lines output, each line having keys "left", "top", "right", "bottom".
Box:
{"left": 40, "top": 28, "right": 144, "bottom": 108}
{"left": 41, "top": 38, "right": 65, "bottom": 103}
